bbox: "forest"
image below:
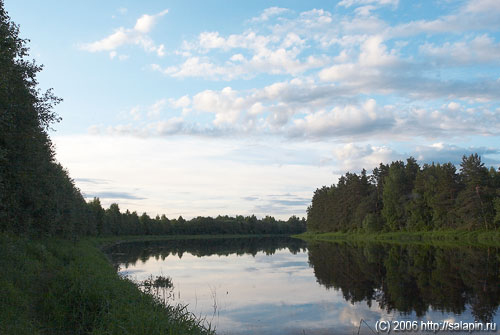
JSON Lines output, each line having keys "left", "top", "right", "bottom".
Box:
{"left": 307, "top": 155, "right": 500, "bottom": 233}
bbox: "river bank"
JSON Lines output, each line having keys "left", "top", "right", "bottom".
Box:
{"left": 295, "top": 229, "right": 500, "bottom": 247}
{"left": 0, "top": 233, "right": 215, "bottom": 335}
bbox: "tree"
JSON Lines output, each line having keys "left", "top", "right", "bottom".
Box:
{"left": 88, "top": 198, "right": 105, "bottom": 235}
{"left": 382, "top": 161, "right": 408, "bottom": 230}
{"left": 0, "top": 2, "right": 91, "bottom": 237}
{"left": 455, "top": 154, "right": 493, "bottom": 229}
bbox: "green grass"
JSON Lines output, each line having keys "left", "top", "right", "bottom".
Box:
{"left": 0, "top": 233, "right": 215, "bottom": 335}
{"left": 294, "top": 229, "right": 500, "bottom": 247}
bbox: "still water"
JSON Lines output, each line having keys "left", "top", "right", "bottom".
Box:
{"left": 105, "top": 237, "right": 500, "bottom": 334}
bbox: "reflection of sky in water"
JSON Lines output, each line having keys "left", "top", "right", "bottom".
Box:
{"left": 117, "top": 249, "right": 498, "bottom": 335}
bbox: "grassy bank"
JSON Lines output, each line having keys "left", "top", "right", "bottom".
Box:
{"left": 0, "top": 233, "right": 215, "bottom": 335}
{"left": 295, "top": 230, "right": 500, "bottom": 247}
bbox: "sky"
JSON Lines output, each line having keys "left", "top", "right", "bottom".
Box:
{"left": 5, "top": 0, "right": 500, "bottom": 219}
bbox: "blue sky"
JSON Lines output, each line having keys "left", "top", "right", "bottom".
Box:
{"left": 5, "top": 0, "right": 500, "bottom": 218}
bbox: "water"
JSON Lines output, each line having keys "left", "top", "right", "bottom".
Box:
{"left": 105, "top": 237, "right": 500, "bottom": 334}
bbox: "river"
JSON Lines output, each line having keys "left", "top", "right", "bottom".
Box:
{"left": 105, "top": 237, "right": 499, "bottom": 334}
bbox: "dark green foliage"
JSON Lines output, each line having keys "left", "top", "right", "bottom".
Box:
{"left": 0, "top": 234, "right": 215, "bottom": 335}
{"left": 455, "top": 154, "right": 495, "bottom": 229}
{"left": 307, "top": 154, "right": 499, "bottom": 233}
{"left": 307, "top": 170, "right": 377, "bottom": 232}
{"left": 494, "top": 197, "right": 500, "bottom": 227}
{"left": 362, "top": 213, "right": 383, "bottom": 233}
{"left": 381, "top": 161, "right": 408, "bottom": 230}
{"left": 407, "top": 163, "right": 459, "bottom": 230}
{"left": 87, "top": 200, "right": 306, "bottom": 236}
{"left": 0, "top": 1, "right": 90, "bottom": 238}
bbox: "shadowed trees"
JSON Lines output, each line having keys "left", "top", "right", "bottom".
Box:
{"left": 0, "top": 2, "right": 91, "bottom": 237}
{"left": 307, "top": 154, "right": 500, "bottom": 233}
{"left": 84, "top": 201, "right": 307, "bottom": 236}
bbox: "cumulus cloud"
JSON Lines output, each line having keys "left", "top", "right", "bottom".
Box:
{"left": 329, "top": 142, "right": 500, "bottom": 174}
{"left": 331, "top": 143, "right": 399, "bottom": 173}
{"left": 92, "top": 91, "right": 500, "bottom": 142}
{"left": 80, "top": 9, "right": 168, "bottom": 57}
{"left": 91, "top": 2, "right": 500, "bottom": 145}
{"left": 169, "top": 95, "right": 191, "bottom": 114}
{"left": 153, "top": 29, "right": 326, "bottom": 80}
{"left": 290, "top": 99, "right": 395, "bottom": 139}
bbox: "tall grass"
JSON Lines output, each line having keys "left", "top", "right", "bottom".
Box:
{"left": 0, "top": 234, "right": 215, "bottom": 335}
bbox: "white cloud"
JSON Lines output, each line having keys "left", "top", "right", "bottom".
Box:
{"left": 80, "top": 9, "right": 168, "bottom": 57}
{"left": 463, "top": 0, "right": 500, "bottom": 13}
{"left": 354, "top": 5, "right": 377, "bottom": 17}
{"left": 420, "top": 34, "right": 500, "bottom": 65}
{"left": 134, "top": 9, "right": 168, "bottom": 33}
{"left": 129, "top": 106, "right": 141, "bottom": 120}
{"left": 193, "top": 87, "right": 246, "bottom": 126}
{"left": 338, "top": 0, "right": 399, "bottom": 8}
{"left": 331, "top": 143, "right": 399, "bottom": 173}
{"left": 155, "top": 117, "right": 184, "bottom": 135}
{"left": 157, "top": 57, "right": 245, "bottom": 80}
{"left": 290, "top": 99, "right": 394, "bottom": 139}
{"left": 319, "top": 35, "right": 399, "bottom": 82}
{"left": 106, "top": 74, "right": 500, "bottom": 140}
{"left": 90, "top": 3, "right": 500, "bottom": 144}
{"left": 414, "top": 143, "right": 500, "bottom": 165}
{"left": 156, "top": 30, "right": 327, "bottom": 80}
{"left": 170, "top": 95, "right": 191, "bottom": 109}
{"left": 388, "top": 0, "right": 500, "bottom": 37}
{"left": 250, "top": 7, "right": 289, "bottom": 22}
{"left": 148, "top": 99, "right": 167, "bottom": 117}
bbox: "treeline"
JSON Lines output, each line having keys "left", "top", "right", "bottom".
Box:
{"left": 87, "top": 199, "right": 306, "bottom": 236}
{"left": 0, "top": 4, "right": 305, "bottom": 238}
{"left": 307, "top": 155, "right": 500, "bottom": 233}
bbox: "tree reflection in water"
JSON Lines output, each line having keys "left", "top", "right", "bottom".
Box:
{"left": 307, "top": 242, "right": 500, "bottom": 323}
{"left": 106, "top": 237, "right": 499, "bottom": 323}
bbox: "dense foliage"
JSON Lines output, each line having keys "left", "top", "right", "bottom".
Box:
{"left": 88, "top": 199, "right": 306, "bottom": 236}
{"left": 307, "top": 155, "right": 500, "bottom": 232}
{"left": 0, "top": 2, "right": 88, "bottom": 237}
{"left": 0, "top": 2, "right": 304, "bottom": 238}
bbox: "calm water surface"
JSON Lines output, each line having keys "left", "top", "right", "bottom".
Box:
{"left": 105, "top": 237, "right": 499, "bottom": 334}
